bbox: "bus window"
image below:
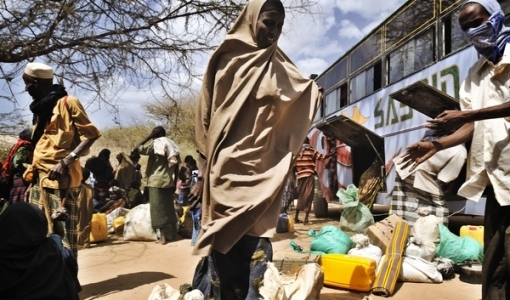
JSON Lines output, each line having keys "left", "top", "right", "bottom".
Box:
{"left": 339, "top": 83, "right": 348, "bottom": 108}
{"left": 324, "top": 90, "right": 338, "bottom": 116}
{"left": 350, "top": 61, "right": 382, "bottom": 103}
{"left": 388, "top": 27, "right": 435, "bottom": 84}
{"left": 443, "top": 10, "right": 469, "bottom": 56}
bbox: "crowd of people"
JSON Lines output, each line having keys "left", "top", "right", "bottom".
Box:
{"left": 1, "top": 0, "right": 509, "bottom": 299}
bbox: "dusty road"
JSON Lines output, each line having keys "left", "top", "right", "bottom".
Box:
{"left": 79, "top": 215, "right": 482, "bottom": 300}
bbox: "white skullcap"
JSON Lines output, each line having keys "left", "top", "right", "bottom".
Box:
{"left": 24, "top": 62, "right": 53, "bottom": 79}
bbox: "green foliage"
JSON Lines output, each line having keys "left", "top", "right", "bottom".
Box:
{"left": 88, "top": 93, "right": 198, "bottom": 165}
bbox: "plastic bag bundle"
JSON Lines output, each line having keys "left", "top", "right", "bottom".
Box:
{"left": 260, "top": 262, "right": 323, "bottom": 300}
{"left": 147, "top": 283, "right": 180, "bottom": 300}
{"left": 347, "top": 234, "right": 383, "bottom": 266}
{"left": 106, "top": 207, "right": 130, "bottom": 233}
{"left": 123, "top": 204, "right": 157, "bottom": 241}
{"left": 337, "top": 184, "right": 375, "bottom": 234}
{"left": 413, "top": 215, "right": 440, "bottom": 244}
{"left": 436, "top": 224, "right": 484, "bottom": 264}
{"left": 405, "top": 236, "right": 436, "bottom": 261}
{"left": 309, "top": 226, "right": 353, "bottom": 254}
{"left": 398, "top": 255, "right": 443, "bottom": 283}
{"left": 432, "top": 257, "right": 455, "bottom": 280}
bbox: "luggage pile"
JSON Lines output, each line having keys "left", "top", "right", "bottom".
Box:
{"left": 284, "top": 213, "right": 484, "bottom": 297}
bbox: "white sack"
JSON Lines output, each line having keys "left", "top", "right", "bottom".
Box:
{"left": 260, "top": 262, "right": 323, "bottom": 300}
{"left": 405, "top": 236, "right": 436, "bottom": 261}
{"left": 348, "top": 234, "right": 383, "bottom": 266}
{"left": 147, "top": 283, "right": 180, "bottom": 300}
{"left": 413, "top": 215, "right": 440, "bottom": 244}
{"left": 124, "top": 203, "right": 157, "bottom": 241}
{"left": 183, "top": 290, "right": 204, "bottom": 300}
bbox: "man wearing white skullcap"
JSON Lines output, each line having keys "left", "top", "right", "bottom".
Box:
{"left": 24, "top": 62, "right": 54, "bottom": 80}
{"left": 22, "top": 62, "right": 102, "bottom": 263}
{"left": 400, "top": 1, "right": 510, "bottom": 298}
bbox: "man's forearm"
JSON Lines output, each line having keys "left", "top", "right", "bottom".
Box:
{"left": 62, "top": 137, "right": 99, "bottom": 165}
{"left": 436, "top": 122, "right": 474, "bottom": 150}
{"left": 466, "top": 101, "right": 510, "bottom": 122}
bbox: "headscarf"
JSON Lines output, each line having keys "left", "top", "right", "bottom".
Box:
{"left": 114, "top": 152, "right": 135, "bottom": 190}
{"left": 461, "top": 0, "right": 510, "bottom": 62}
{"left": 1, "top": 129, "right": 33, "bottom": 183}
{"left": 0, "top": 202, "right": 77, "bottom": 299}
{"left": 194, "top": 0, "right": 321, "bottom": 255}
{"left": 30, "top": 84, "right": 68, "bottom": 146}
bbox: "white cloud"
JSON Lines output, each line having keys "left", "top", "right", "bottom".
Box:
{"left": 338, "top": 19, "right": 363, "bottom": 39}
{"left": 334, "top": 0, "right": 406, "bottom": 19}
{"left": 295, "top": 58, "right": 330, "bottom": 78}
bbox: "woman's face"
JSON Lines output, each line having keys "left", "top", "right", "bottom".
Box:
{"left": 256, "top": 10, "right": 285, "bottom": 49}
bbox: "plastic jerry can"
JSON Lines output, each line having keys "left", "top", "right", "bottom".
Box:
{"left": 288, "top": 217, "right": 295, "bottom": 233}
{"left": 113, "top": 216, "right": 125, "bottom": 235}
{"left": 321, "top": 254, "right": 376, "bottom": 292}
{"left": 89, "top": 213, "right": 108, "bottom": 243}
{"left": 276, "top": 213, "right": 289, "bottom": 233}
{"left": 460, "top": 225, "right": 484, "bottom": 246}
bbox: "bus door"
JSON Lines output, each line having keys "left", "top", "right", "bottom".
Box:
{"left": 317, "top": 115, "right": 385, "bottom": 205}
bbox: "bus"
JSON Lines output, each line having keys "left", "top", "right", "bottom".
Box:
{"left": 309, "top": 0, "right": 510, "bottom": 219}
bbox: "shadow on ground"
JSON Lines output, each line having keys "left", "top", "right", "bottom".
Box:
{"left": 80, "top": 271, "right": 175, "bottom": 299}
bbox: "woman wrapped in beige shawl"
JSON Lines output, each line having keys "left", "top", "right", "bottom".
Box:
{"left": 189, "top": 0, "right": 322, "bottom": 298}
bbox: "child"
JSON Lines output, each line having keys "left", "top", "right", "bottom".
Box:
{"left": 126, "top": 180, "right": 144, "bottom": 209}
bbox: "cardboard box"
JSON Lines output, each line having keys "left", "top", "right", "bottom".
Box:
{"left": 273, "top": 254, "right": 321, "bottom": 275}
{"left": 365, "top": 214, "right": 404, "bottom": 253}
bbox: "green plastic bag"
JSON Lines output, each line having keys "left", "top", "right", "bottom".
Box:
{"left": 309, "top": 225, "right": 353, "bottom": 254}
{"left": 436, "top": 224, "right": 484, "bottom": 263}
{"left": 337, "top": 184, "right": 375, "bottom": 235}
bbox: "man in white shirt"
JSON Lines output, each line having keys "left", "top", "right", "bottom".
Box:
{"left": 400, "top": 1, "right": 510, "bottom": 298}
{"left": 392, "top": 130, "right": 467, "bottom": 226}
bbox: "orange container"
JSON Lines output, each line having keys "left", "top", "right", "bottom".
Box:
{"left": 460, "top": 225, "right": 484, "bottom": 246}
{"left": 320, "top": 254, "right": 376, "bottom": 292}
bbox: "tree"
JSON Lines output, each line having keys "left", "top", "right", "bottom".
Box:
{"left": 143, "top": 92, "right": 197, "bottom": 147}
{"left": 0, "top": 0, "right": 318, "bottom": 117}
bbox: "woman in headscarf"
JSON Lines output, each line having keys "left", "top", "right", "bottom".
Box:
{"left": 0, "top": 201, "right": 79, "bottom": 299}
{"left": 114, "top": 152, "right": 135, "bottom": 191}
{"left": 189, "top": 0, "right": 322, "bottom": 298}
{"left": 0, "top": 129, "right": 33, "bottom": 204}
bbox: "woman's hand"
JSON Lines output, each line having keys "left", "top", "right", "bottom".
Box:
{"left": 427, "top": 110, "right": 470, "bottom": 135}
{"left": 397, "top": 141, "right": 439, "bottom": 172}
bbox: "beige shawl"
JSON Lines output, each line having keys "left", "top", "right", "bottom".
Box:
{"left": 114, "top": 152, "right": 135, "bottom": 191}
{"left": 194, "top": 0, "right": 322, "bottom": 256}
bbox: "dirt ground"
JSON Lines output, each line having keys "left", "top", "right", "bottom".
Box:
{"left": 79, "top": 214, "right": 482, "bottom": 300}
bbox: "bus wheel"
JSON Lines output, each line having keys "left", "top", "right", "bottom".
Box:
{"left": 313, "top": 197, "right": 328, "bottom": 218}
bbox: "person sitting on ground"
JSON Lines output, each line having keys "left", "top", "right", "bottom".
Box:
{"left": 0, "top": 201, "right": 79, "bottom": 299}
{"left": 126, "top": 180, "right": 144, "bottom": 209}
{"left": 98, "top": 179, "right": 127, "bottom": 214}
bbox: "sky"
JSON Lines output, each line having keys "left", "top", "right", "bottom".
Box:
{"left": 4, "top": 0, "right": 409, "bottom": 130}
